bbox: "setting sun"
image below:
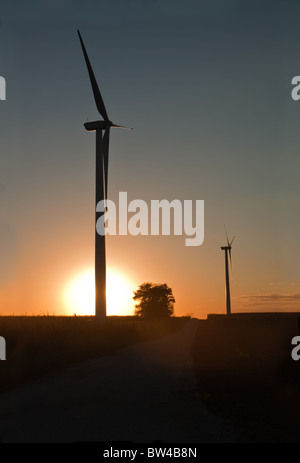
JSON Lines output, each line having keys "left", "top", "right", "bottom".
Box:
{"left": 62, "top": 268, "right": 135, "bottom": 316}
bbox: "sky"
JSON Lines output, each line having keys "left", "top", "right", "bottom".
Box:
{"left": 0, "top": 0, "right": 300, "bottom": 318}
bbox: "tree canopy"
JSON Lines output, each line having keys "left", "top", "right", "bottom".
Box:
{"left": 133, "top": 282, "right": 175, "bottom": 319}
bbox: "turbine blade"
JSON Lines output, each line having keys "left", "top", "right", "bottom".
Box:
{"left": 103, "top": 127, "right": 110, "bottom": 202}
{"left": 230, "top": 235, "right": 235, "bottom": 247}
{"left": 229, "top": 248, "right": 233, "bottom": 279}
{"left": 224, "top": 225, "right": 229, "bottom": 246}
{"left": 77, "top": 29, "right": 109, "bottom": 122}
{"left": 111, "top": 124, "right": 133, "bottom": 130}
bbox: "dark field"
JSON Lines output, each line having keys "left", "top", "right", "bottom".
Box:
{"left": 0, "top": 315, "right": 187, "bottom": 394}
{"left": 192, "top": 313, "right": 300, "bottom": 443}
{"left": 2, "top": 313, "right": 300, "bottom": 443}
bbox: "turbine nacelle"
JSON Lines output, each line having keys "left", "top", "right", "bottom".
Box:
{"left": 84, "top": 120, "right": 130, "bottom": 132}
{"left": 84, "top": 120, "right": 113, "bottom": 131}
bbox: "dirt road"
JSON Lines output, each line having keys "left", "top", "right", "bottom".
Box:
{"left": 0, "top": 319, "right": 238, "bottom": 442}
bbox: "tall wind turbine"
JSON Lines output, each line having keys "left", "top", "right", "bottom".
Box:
{"left": 77, "top": 29, "right": 128, "bottom": 319}
{"left": 220, "top": 229, "right": 235, "bottom": 316}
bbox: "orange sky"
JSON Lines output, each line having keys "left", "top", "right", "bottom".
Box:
{"left": 0, "top": 215, "right": 297, "bottom": 318}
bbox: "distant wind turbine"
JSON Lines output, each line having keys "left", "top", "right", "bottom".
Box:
{"left": 77, "top": 29, "right": 130, "bottom": 319}
{"left": 220, "top": 228, "right": 235, "bottom": 316}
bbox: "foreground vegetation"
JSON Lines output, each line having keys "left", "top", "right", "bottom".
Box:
{"left": 192, "top": 313, "right": 300, "bottom": 443}
{"left": 0, "top": 315, "right": 187, "bottom": 393}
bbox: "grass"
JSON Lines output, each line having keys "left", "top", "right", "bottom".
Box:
{"left": 0, "top": 315, "right": 188, "bottom": 393}
{"left": 191, "top": 313, "right": 300, "bottom": 443}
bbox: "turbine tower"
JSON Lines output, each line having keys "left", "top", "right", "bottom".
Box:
{"left": 77, "top": 29, "right": 129, "bottom": 319}
{"left": 220, "top": 229, "right": 235, "bottom": 316}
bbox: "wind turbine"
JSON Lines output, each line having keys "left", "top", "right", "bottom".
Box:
{"left": 220, "top": 228, "right": 235, "bottom": 316}
{"left": 77, "top": 29, "right": 129, "bottom": 319}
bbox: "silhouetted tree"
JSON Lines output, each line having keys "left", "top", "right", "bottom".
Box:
{"left": 133, "top": 283, "right": 175, "bottom": 319}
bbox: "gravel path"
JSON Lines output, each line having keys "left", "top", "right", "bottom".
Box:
{"left": 0, "top": 319, "right": 238, "bottom": 443}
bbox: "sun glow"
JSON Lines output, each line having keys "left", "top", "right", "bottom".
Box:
{"left": 62, "top": 267, "right": 135, "bottom": 316}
